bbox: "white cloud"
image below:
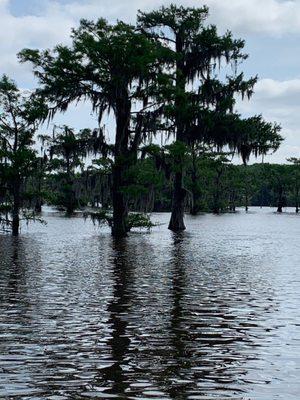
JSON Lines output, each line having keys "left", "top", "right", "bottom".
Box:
{"left": 255, "top": 78, "right": 300, "bottom": 102}
{"left": 206, "top": 0, "right": 300, "bottom": 36}
{"left": 2, "top": 0, "right": 300, "bottom": 83}
{"left": 238, "top": 78, "right": 300, "bottom": 122}
{"left": 59, "top": 0, "right": 300, "bottom": 36}
{"left": 0, "top": 1, "right": 76, "bottom": 84}
{"left": 237, "top": 78, "right": 300, "bottom": 162}
{"left": 1, "top": 0, "right": 300, "bottom": 162}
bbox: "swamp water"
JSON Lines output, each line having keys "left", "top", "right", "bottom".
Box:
{"left": 0, "top": 208, "right": 299, "bottom": 399}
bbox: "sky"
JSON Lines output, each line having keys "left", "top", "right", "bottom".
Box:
{"left": 2, "top": 0, "right": 300, "bottom": 163}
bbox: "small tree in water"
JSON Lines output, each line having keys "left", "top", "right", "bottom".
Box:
{"left": 40, "top": 125, "right": 98, "bottom": 215}
{"left": 233, "top": 115, "right": 283, "bottom": 211}
{"left": 0, "top": 75, "right": 46, "bottom": 235}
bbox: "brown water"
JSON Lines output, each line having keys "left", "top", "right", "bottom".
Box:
{"left": 0, "top": 208, "right": 299, "bottom": 399}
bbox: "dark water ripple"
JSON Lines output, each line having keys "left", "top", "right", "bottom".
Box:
{"left": 0, "top": 208, "right": 299, "bottom": 399}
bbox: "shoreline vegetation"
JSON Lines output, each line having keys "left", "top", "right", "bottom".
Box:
{"left": 0, "top": 3, "right": 294, "bottom": 237}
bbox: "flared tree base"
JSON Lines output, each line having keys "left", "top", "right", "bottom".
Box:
{"left": 168, "top": 210, "right": 186, "bottom": 232}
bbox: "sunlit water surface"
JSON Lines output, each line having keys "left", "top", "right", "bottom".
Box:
{"left": 0, "top": 207, "right": 299, "bottom": 399}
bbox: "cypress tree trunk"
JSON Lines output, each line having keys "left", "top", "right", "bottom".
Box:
{"left": 12, "top": 130, "right": 20, "bottom": 236}
{"left": 212, "top": 170, "right": 221, "bottom": 214}
{"left": 169, "top": 35, "right": 186, "bottom": 231}
{"left": 277, "top": 186, "right": 283, "bottom": 213}
{"left": 213, "top": 204, "right": 220, "bottom": 214}
{"left": 12, "top": 177, "right": 20, "bottom": 236}
{"left": 245, "top": 192, "right": 249, "bottom": 212}
{"left": 190, "top": 145, "right": 198, "bottom": 216}
{"left": 65, "top": 184, "right": 75, "bottom": 215}
{"left": 35, "top": 177, "right": 42, "bottom": 213}
{"left": 112, "top": 163, "right": 128, "bottom": 237}
{"left": 112, "top": 95, "right": 130, "bottom": 238}
{"left": 35, "top": 200, "right": 42, "bottom": 213}
{"left": 244, "top": 165, "right": 249, "bottom": 212}
{"left": 65, "top": 157, "right": 75, "bottom": 215}
{"left": 190, "top": 189, "right": 198, "bottom": 216}
{"left": 168, "top": 170, "right": 186, "bottom": 230}
{"left": 229, "top": 191, "right": 236, "bottom": 212}
{"left": 66, "top": 194, "right": 75, "bottom": 215}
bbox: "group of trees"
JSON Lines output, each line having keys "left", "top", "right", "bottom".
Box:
{"left": 34, "top": 154, "right": 300, "bottom": 216}
{"left": 0, "top": 4, "right": 285, "bottom": 236}
{"left": 184, "top": 158, "right": 300, "bottom": 214}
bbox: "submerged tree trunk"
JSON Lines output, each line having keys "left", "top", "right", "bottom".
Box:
{"left": 229, "top": 191, "right": 236, "bottom": 212}
{"left": 65, "top": 156, "right": 76, "bottom": 216}
{"left": 168, "top": 170, "right": 186, "bottom": 231}
{"left": 245, "top": 192, "right": 249, "bottom": 212}
{"left": 190, "top": 190, "right": 198, "bottom": 216}
{"left": 112, "top": 163, "right": 128, "bottom": 237}
{"left": 65, "top": 184, "right": 75, "bottom": 215}
{"left": 35, "top": 177, "right": 42, "bottom": 213}
{"left": 12, "top": 178, "right": 20, "bottom": 236}
{"left": 244, "top": 164, "right": 249, "bottom": 212}
{"left": 212, "top": 170, "right": 222, "bottom": 214}
{"left": 66, "top": 196, "right": 75, "bottom": 215}
{"left": 277, "top": 186, "right": 284, "bottom": 213}
{"left": 212, "top": 204, "right": 220, "bottom": 214}
{"left": 66, "top": 182, "right": 76, "bottom": 215}
{"left": 112, "top": 95, "right": 130, "bottom": 238}
{"left": 169, "top": 35, "right": 186, "bottom": 232}
{"left": 190, "top": 146, "right": 199, "bottom": 216}
{"left": 35, "top": 200, "right": 42, "bottom": 213}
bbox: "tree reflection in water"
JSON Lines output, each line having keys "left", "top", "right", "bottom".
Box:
{"left": 99, "top": 238, "right": 135, "bottom": 397}
{"left": 93, "top": 233, "right": 266, "bottom": 399}
{"left": 0, "top": 216, "right": 289, "bottom": 399}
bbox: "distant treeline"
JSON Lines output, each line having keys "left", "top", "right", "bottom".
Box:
{"left": 23, "top": 152, "right": 300, "bottom": 216}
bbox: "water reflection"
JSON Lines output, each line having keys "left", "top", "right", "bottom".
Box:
{"left": 0, "top": 236, "right": 45, "bottom": 398}
{"left": 0, "top": 209, "right": 299, "bottom": 399}
{"left": 156, "top": 232, "right": 252, "bottom": 399}
{"left": 96, "top": 238, "right": 135, "bottom": 397}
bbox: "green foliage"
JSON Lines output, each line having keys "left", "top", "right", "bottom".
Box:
{"left": 0, "top": 75, "right": 46, "bottom": 234}
{"left": 41, "top": 125, "right": 100, "bottom": 214}
{"left": 124, "top": 158, "right": 164, "bottom": 197}
{"left": 138, "top": 4, "right": 257, "bottom": 148}
{"left": 18, "top": 19, "right": 168, "bottom": 145}
{"left": 86, "top": 210, "right": 156, "bottom": 231}
{"left": 127, "top": 213, "right": 156, "bottom": 230}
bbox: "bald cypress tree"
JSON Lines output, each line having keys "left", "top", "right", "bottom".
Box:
{"left": 19, "top": 20, "right": 166, "bottom": 237}
{"left": 40, "top": 125, "right": 100, "bottom": 215}
{"left": 138, "top": 4, "right": 257, "bottom": 231}
{"left": 0, "top": 75, "right": 46, "bottom": 235}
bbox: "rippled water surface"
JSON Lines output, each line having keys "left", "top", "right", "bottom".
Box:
{"left": 0, "top": 208, "right": 300, "bottom": 399}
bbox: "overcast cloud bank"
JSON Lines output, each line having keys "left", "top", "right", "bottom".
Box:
{"left": 1, "top": 0, "right": 300, "bottom": 162}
